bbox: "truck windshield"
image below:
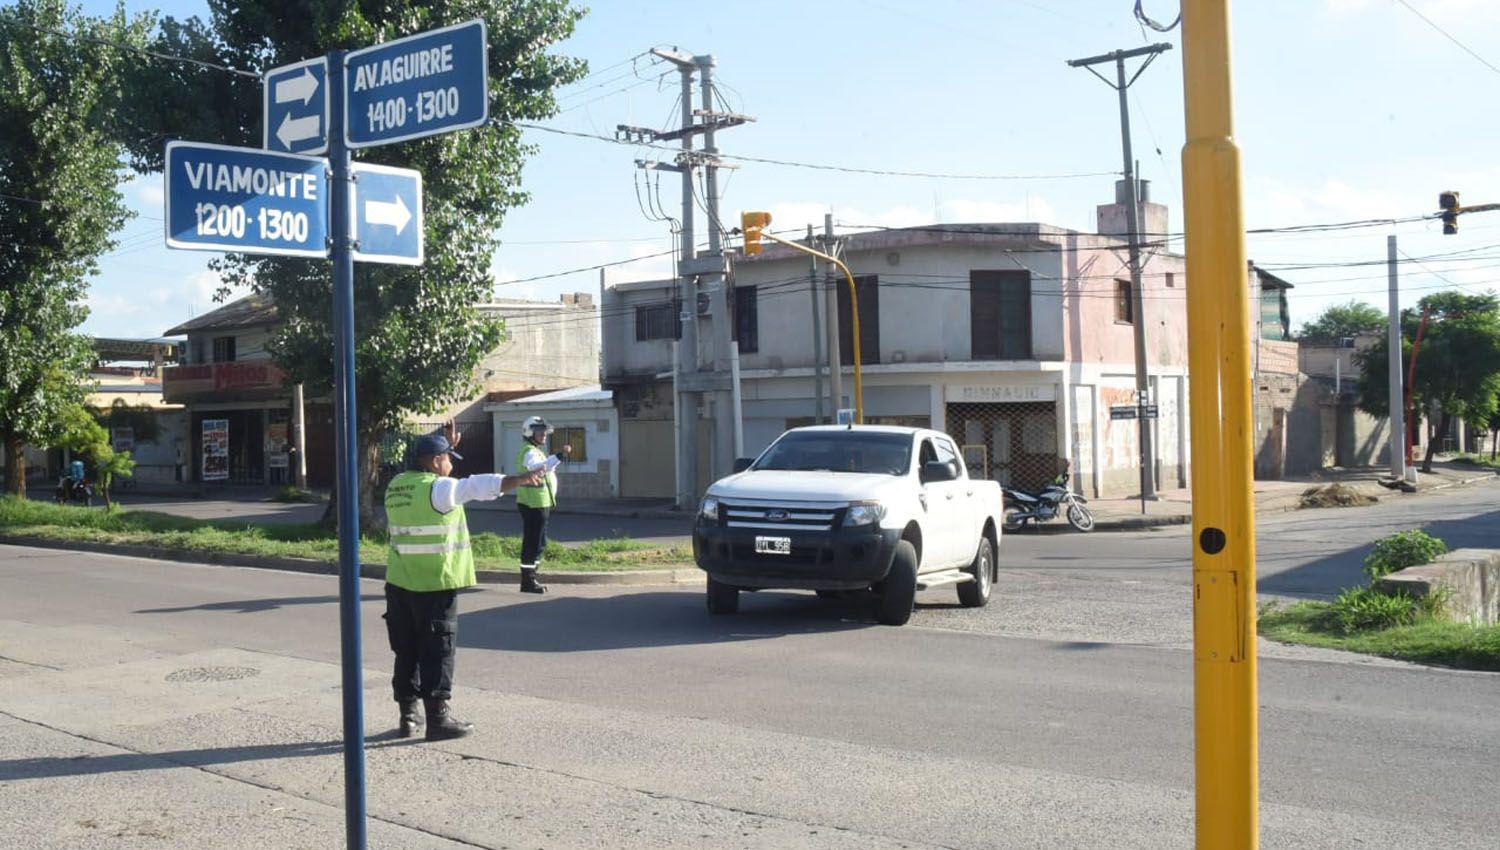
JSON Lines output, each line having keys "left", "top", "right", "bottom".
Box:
{"left": 753, "top": 431, "right": 913, "bottom": 475}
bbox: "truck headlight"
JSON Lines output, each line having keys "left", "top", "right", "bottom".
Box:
{"left": 699, "top": 496, "right": 719, "bottom": 522}
{"left": 844, "top": 501, "right": 885, "bottom": 527}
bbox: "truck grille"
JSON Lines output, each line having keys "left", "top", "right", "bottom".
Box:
{"left": 722, "top": 504, "right": 841, "bottom": 532}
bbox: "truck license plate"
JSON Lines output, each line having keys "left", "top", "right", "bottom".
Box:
{"left": 755, "top": 536, "right": 791, "bottom": 555}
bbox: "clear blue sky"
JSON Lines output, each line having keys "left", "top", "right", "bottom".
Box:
{"left": 79, "top": 0, "right": 1500, "bottom": 339}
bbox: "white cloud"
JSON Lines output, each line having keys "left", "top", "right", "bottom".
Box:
{"left": 1328, "top": 0, "right": 1499, "bottom": 15}
{"left": 126, "top": 173, "right": 164, "bottom": 208}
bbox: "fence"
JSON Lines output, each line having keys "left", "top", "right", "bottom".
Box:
{"left": 945, "top": 401, "right": 1063, "bottom": 492}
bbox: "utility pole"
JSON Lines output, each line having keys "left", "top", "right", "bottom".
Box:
{"left": 823, "top": 213, "right": 843, "bottom": 417}
{"left": 809, "top": 224, "right": 825, "bottom": 424}
{"left": 1068, "top": 42, "right": 1172, "bottom": 503}
{"left": 1386, "top": 235, "right": 1407, "bottom": 481}
{"left": 1180, "top": 4, "right": 1258, "bottom": 846}
{"left": 619, "top": 48, "right": 752, "bottom": 508}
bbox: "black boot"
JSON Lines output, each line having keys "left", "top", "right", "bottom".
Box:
{"left": 520, "top": 567, "right": 548, "bottom": 594}
{"left": 423, "top": 698, "right": 473, "bottom": 741}
{"left": 398, "top": 699, "right": 424, "bottom": 738}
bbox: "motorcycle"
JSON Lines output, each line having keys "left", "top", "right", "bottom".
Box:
{"left": 55, "top": 476, "right": 94, "bottom": 507}
{"left": 1002, "top": 474, "right": 1094, "bottom": 532}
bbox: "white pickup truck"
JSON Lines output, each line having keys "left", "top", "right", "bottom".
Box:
{"left": 692, "top": 425, "right": 1005, "bottom": 626}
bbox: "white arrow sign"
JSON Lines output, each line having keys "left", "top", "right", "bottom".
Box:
{"left": 275, "top": 113, "right": 321, "bottom": 149}
{"left": 274, "top": 66, "right": 319, "bottom": 105}
{"left": 364, "top": 195, "right": 412, "bottom": 235}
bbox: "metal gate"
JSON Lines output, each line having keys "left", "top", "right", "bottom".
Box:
{"left": 945, "top": 401, "right": 1063, "bottom": 492}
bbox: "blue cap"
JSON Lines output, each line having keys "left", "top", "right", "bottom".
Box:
{"left": 413, "top": 433, "right": 463, "bottom": 461}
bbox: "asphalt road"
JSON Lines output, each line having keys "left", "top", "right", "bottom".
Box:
{"left": 2, "top": 486, "right": 1498, "bottom": 848}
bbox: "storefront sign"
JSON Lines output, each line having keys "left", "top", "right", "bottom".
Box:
{"left": 163, "top": 362, "right": 288, "bottom": 402}
{"left": 947, "top": 384, "right": 1056, "bottom": 403}
{"left": 111, "top": 426, "right": 135, "bottom": 453}
{"left": 202, "top": 419, "right": 230, "bottom": 481}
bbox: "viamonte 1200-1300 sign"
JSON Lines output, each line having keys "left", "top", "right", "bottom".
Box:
{"left": 163, "top": 141, "right": 329, "bottom": 258}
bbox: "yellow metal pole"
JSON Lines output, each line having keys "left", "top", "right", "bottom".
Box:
{"left": 1180, "top": 2, "right": 1259, "bottom": 848}
{"left": 759, "top": 232, "right": 864, "bottom": 423}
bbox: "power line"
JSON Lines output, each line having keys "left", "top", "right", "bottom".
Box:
{"left": 509, "top": 121, "right": 1118, "bottom": 181}
{"left": 2, "top": 18, "right": 259, "bottom": 79}
{"left": 1392, "top": 0, "right": 1500, "bottom": 78}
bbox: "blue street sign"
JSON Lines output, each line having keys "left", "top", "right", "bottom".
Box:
{"left": 163, "top": 141, "right": 329, "bottom": 258}
{"left": 343, "top": 19, "right": 488, "bottom": 149}
{"left": 264, "top": 56, "right": 329, "bottom": 155}
{"left": 351, "top": 163, "right": 423, "bottom": 265}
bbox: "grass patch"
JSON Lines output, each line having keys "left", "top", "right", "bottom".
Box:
{"left": 0, "top": 497, "right": 689, "bottom": 572}
{"left": 1452, "top": 453, "right": 1500, "bottom": 470}
{"left": 1259, "top": 601, "right": 1500, "bottom": 671}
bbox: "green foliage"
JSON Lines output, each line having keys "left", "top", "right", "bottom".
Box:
{"left": 1259, "top": 600, "right": 1500, "bottom": 671}
{"left": 119, "top": 1, "right": 589, "bottom": 521}
{"left": 54, "top": 402, "right": 134, "bottom": 504}
{"left": 1298, "top": 300, "right": 1386, "bottom": 342}
{"left": 1356, "top": 291, "right": 1500, "bottom": 424}
{"left": 0, "top": 0, "right": 153, "bottom": 492}
{"left": 1362, "top": 529, "right": 1448, "bottom": 581}
{"left": 271, "top": 485, "right": 322, "bottom": 503}
{"left": 1331, "top": 586, "right": 1418, "bottom": 634}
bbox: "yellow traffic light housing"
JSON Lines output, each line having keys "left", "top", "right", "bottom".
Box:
{"left": 741, "top": 211, "right": 771, "bottom": 255}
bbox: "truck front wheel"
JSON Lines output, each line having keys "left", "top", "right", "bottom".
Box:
{"left": 706, "top": 577, "right": 739, "bottom": 614}
{"left": 875, "top": 541, "right": 918, "bottom": 626}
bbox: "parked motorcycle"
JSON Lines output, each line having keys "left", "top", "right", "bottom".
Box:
{"left": 1002, "top": 474, "right": 1094, "bottom": 532}
{"left": 55, "top": 476, "right": 94, "bottom": 508}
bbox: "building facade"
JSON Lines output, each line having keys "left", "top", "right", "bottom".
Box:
{"left": 604, "top": 188, "right": 1192, "bottom": 499}
{"left": 161, "top": 292, "right": 598, "bottom": 487}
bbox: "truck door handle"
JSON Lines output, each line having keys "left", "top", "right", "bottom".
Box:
{"left": 945, "top": 492, "right": 954, "bottom": 500}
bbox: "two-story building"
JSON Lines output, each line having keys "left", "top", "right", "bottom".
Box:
{"left": 162, "top": 292, "right": 598, "bottom": 487}
{"left": 604, "top": 183, "right": 1192, "bottom": 500}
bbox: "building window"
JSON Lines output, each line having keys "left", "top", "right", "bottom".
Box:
{"left": 212, "top": 336, "right": 237, "bottom": 362}
{"left": 634, "top": 301, "right": 679, "bottom": 341}
{"left": 549, "top": 427, "right": 587, "bottom": 462}
{"left": 837, "top": 275, "right": 880, "bottom": 365}
{"left": 970, "top": 270, "right": 1031, "bottom": 360}
{"left": 732, "top": 285, "right": 758, "bottom": 353}
{"left": 1165, "top": 272, "right": 1176, "bottom": 288}
{"left": 1114, "top": 280, "right": 1134, "bottom": 324}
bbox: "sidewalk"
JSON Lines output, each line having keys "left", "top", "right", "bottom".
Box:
{"left": 1082, "top": 459, "right": 1498, "bottom": 531}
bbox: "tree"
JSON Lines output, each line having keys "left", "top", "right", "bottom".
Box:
{"left": 1356, "top": 291, "right": 1500, "bottom": 473}
{"left": 0, "top": 0, "right": 152, "bottom": 496}
{"left": 121, "top": 2, "right": 586, "bottom": 529}
{"left": 1298, "top": 300, "right": 1386, "bottom": 342}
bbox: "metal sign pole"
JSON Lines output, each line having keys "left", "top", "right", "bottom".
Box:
{"left": 327, "top": 48, "right": 369, "bottom": 850}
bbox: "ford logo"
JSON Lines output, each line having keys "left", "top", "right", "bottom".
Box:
{"left": 766, "top": 510, "right": 789, "bottom": 521}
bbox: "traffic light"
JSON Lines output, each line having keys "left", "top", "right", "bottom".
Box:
{"left": 741, "top": 211, "right": 771, "bottom": 255}
{"left": 1439, "top": 190, "right": 1460, "bottom": 235}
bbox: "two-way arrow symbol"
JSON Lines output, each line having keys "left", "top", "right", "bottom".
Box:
{"left": 275, "top": 113, "right": 321, "bottom": 148}
{"left": 364, "top": 195, "right": 412, "bottom": 235}
{"left": 274, "top": 66, "right": 319, "bottom": 106}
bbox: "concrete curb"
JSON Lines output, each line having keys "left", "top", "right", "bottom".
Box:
{"left": 0, "top": 534, "right": 702, "bottom": 586}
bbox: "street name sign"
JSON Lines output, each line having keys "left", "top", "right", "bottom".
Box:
{"left": 351, "top": 163, "right": 423, "bottom": 265}
{"left": 164, "top": 141, "right": 329, "bottom": 258}
{"left": 1110, "top": 405, "right": 1139, "bottom": 421}
{"left": 264, "top": 57, "right": 329, "bottom": 155}
{"left": 344, "top": 19, "right": 488, "bottom": 149}
{"left": 1141, "top": 404, "right": 1160, "bottom": 419}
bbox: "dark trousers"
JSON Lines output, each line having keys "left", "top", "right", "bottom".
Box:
{"left": 519, "top": 504, "right": 550, "bottom": 565}
{"left": 383, "top": 583, "right": 458, "bottom": 703}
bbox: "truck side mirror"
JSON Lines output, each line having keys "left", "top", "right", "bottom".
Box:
{"left": 733, "top": 457, "right": 754, "bottom": 473}
{"left": 921, "top": 460, "right": 958, "bottom": 483}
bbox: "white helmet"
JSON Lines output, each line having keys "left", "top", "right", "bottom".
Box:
{"left": 522, "top": 416, "right": 553, "bottom": 438}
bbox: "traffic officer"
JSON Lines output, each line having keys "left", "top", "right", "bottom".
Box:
{"left": 384, "top": 427, "right": 538, "bottom": 740}
{"left": 515, "top": 416, "right": 570, "bottom": 594}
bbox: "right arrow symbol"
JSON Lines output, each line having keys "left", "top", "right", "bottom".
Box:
{"left": 274, "top": 66, "right": 318, "bottom": 106}
{"left": 365, "top": 195, "right": 412, "bottom": 235}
